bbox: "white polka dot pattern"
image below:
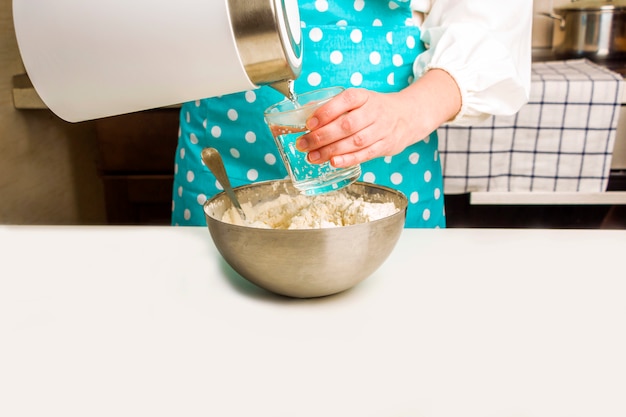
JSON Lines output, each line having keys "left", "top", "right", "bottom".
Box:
{"left": 171, "top": 0, "right": 446, "bottom": 229}
{"left": 309, "top": 28, "right": 323, "bottom": 42}
{"left": 330, "top": 51, "right": 344, "bottom": 64}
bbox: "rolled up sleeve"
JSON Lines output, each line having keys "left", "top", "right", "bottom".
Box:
{"left": 412, "top": 0, "right": 532, "bottom": 126}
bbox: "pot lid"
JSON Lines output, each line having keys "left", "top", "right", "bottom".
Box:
{"left": 555, "top": 0, "right": 626, "bottom": 12}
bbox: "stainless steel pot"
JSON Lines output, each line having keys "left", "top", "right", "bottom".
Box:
{"left": 544, "top": 0, "right": 626, "bottom": 64}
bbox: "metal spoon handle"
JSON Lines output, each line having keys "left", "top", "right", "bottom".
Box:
{"left": 201, "top": 147, "right": 246, "bottom": 220}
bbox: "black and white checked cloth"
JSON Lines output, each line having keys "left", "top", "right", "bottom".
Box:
{"left": 439, "top": 59, "right": 624, "bottom": 194}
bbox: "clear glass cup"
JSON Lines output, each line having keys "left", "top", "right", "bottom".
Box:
{"left": 264, "top": 86, "right": 361, "bottom": 195}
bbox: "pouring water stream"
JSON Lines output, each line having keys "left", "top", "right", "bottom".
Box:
{"left": 201, "top": 82, "right": 301, "bottom": 223}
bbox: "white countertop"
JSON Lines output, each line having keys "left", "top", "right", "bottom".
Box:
{"left": 1, "top": 225, "right": 625, "bottom": 417}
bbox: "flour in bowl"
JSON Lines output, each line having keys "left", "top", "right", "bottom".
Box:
{"left": 221, "top": 189, "right": 399, "bottom": 229}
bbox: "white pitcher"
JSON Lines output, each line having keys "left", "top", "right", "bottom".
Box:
{"left": 12, "top": 0, "right": 302, "bottom": 122}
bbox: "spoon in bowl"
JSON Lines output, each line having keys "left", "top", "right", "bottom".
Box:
{"left": 201, "top": 147, "right": 247, "bottom": 221}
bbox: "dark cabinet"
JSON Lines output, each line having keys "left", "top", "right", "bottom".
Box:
{"left": 95, "top": 108, "right": 180, "bottom": 224}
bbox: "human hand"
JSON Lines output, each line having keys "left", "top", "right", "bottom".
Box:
{"left": 296, "top": 68, "right": 462, "bottom": 168}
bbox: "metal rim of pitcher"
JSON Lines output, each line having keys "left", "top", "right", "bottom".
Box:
{"left": 227, "top": 0, "right": 303, "bottom": 90}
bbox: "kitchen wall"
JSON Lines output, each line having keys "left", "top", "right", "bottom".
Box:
{"left": 533, "top": 0, "right": 575, "bottom": 48}
{"left": 0, "top": 0, "right": 597, "bottom": 224}
{"left": 1, "top": 0, "right": 106, "bottom": 224}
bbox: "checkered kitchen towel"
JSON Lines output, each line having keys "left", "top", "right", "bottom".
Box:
{"left": 439, "top": 59, "right": 624, "bottom": 194}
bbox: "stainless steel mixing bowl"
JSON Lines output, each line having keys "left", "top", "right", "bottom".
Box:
{"left": 203, "top": 180, "right": 408, "bottom": 298}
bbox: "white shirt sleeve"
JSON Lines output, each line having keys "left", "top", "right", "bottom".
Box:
{"left": 412, "top": 0, "right": 532, "bottom": 126}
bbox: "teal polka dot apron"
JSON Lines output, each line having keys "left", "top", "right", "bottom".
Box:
{"left": 172, "top": 0, "right": 446, "bottom": 228}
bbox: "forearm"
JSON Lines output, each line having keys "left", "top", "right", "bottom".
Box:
{"left": 397, "top": 68, "right": 462, "bottom": 139}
